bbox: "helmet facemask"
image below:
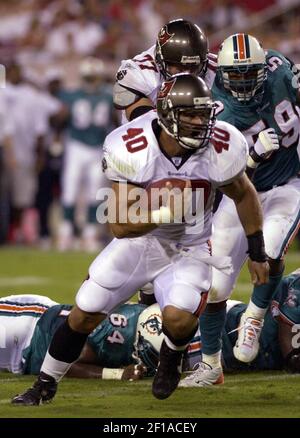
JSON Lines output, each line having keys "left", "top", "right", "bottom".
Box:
{"left": 220, "top": 63, "right": 267, "bottom": 103}
{"left": 132, "top": 304, "right": 164, "bottom": 376}
{"left": 159, "top": 103, "right": 216, "bottom": 150}
{"left": 133, "top": 330, "right": 160, "bottom": 374}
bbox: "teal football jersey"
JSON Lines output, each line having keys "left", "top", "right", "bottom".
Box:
{"left": 62, "top": 86, "right": 114, "bottom": 148}
{"left": 222, "top": 272, "right": 300, "bottom": 371}
{"left": 87, "top": 303, "right": 146, "bottom": 368}
{"left": 22, "top": 304, "right": 72, "bottom": 374}
{"left": 212, "top": 50, "right": 300, "bottom": 191}
{"left": 22, "top": 303, "right": 146, "bottom": 374}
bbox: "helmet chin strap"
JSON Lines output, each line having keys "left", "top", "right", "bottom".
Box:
{"left": 178, "top": 136, "right": 203, "bottom": 150}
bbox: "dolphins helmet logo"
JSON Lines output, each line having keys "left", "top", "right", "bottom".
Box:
{"left": 141, "top": 313, "right": 163, "bottom": 336}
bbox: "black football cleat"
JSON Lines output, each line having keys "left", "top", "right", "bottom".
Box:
{"left": 12, "top": 372, "right": 57, "bottom": 406}
{"left": 152, "top": 340, "right": 183, "bottom": 400}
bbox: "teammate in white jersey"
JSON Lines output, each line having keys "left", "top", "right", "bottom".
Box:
{"left": 12, "top": 74, "right": 268, "bottom": 405}
{"left": 0, "top": 294, "right": 57, "bottom": 373}
{"left": 114, "top": 18, "right": 217, "bottom": 123}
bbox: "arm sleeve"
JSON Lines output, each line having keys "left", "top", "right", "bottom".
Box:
{"left": 116, "top": 59, "right": 153, "bottom": 97}
{"left": 103, "top": 138, "right": 137, "bottom": 183}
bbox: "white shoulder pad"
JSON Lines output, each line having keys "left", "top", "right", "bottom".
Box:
{"left": 115, "top": 46, "right": 158, "bottom": 98}
{"left": 103, "top": 111, "right": 157, "bottom": 184}
{"left": 208, "top": 121, "right": 249, "bottom": 186}
{"left": 113, "top": 82, "right": 140, "bottom": 109}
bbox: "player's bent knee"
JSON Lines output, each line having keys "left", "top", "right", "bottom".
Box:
{"left": 162, "top": 305, "right": 197, "bottom": 339}
{"left": 208, "top": 283, "right": 232, "bottom": 303}
{"left": 166, "top": 284, "right": 203, "bottom": 314}
{"left": 208, "top": 268, "right": 235, "bottom": 303}
{"left": 75, "top": 278, "right": 113, "bottom": 314}
{"left": 207, "top": 289, "right": 230, "bottom": 303}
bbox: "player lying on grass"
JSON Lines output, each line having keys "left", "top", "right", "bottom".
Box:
{"left": 0, "top": 294, "right": 147, "bottom": 381}
{"left": 1, "top": 270, "right": 299, "bottom": 382}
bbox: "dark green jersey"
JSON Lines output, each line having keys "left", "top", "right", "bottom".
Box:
{"left": 222, "top": 272, "right": 300, "bottom": 371}
{"left": 87, "top": 303, "right": 146, "bottom": 368}
{"left": 62, "top": 86, "right": 114, "bottom": 147}
{"left": 22, "top": 304, "right": 72, "bottom": 374}
{"left": 212, "top": 50, "right": 300, "bottom": 191}
{"left": 22, "top": 303, "right": 146, "bottom": 374}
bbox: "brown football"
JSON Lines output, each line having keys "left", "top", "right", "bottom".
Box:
{"left": 146, "top": 178, "right": 188, "bottom": 191}
{"left": 144, "top": 178, "right": 188, "bottom": 209}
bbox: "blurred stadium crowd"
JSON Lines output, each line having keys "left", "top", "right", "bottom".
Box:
{"left": 0, "top": 0, "right": 299, "bottom": 251}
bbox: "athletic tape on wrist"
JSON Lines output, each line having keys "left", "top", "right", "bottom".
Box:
{"left": 102, "top": 368, "right": 124, "bottom": 380}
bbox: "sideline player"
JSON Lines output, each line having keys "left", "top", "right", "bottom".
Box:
{"left": 58, "top": 58, "right": 115, "bottom": 251}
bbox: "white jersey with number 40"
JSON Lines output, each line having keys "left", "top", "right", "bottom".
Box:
{"left": 103, "top": 111, "right": 248, "bottom": 245}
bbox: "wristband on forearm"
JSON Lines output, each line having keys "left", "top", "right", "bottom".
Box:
{"left": 247, "top": 146, "right": 264, "bottom": 169}
{"left": 102, "top": 368, "right": 124, "bottom": 380}
{"left": 247, "top": 230, "right": 267, "bottom": 262}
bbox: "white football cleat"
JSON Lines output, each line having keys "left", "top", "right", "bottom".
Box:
{"left": 233, "top": 313, "right": 263, "bottom": 363}
{"left": 179, "top": 362, "right": 224, "bottom": 388}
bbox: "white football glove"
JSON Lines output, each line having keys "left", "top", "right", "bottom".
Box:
{"left": 254, "top": 128, "right": 279, "bottom": 156}
{"left": 247, "top": 128, "right": 279, "bottom": 168}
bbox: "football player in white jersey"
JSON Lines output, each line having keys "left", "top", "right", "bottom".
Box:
{"left": 12, "top": 74, "right": 268, "bottom": 405}
{"left": 114, "top": 18, "right": 217, "bottom": 123}
{"left": 0, "top": 294, "right": 57, "bottom": 374}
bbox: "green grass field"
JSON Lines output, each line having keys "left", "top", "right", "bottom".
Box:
{"left": 0, "top": 247, "right": 300, "bottom": 418}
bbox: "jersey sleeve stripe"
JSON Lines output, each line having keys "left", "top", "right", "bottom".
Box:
{"left": 0, "top": 304, "right": 48, "bottom": 314}
{"left": 207, "top": 63, "right": 217, "bottom": 72}
{"left": 188, "top": 341, "right": 202, "bottom": 352}
{"left": 208, "top": 53, "right": 217, "bottom": 61}
{"left": 207, "top": 53, "right": 217, "bottom": 71}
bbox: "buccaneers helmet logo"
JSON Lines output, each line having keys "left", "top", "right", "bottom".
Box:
{"left": 158, "top": 26, "right": 174, "bottom": 47}
{"left": 157, "top": 79, "right": 176, "bottom": 100}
